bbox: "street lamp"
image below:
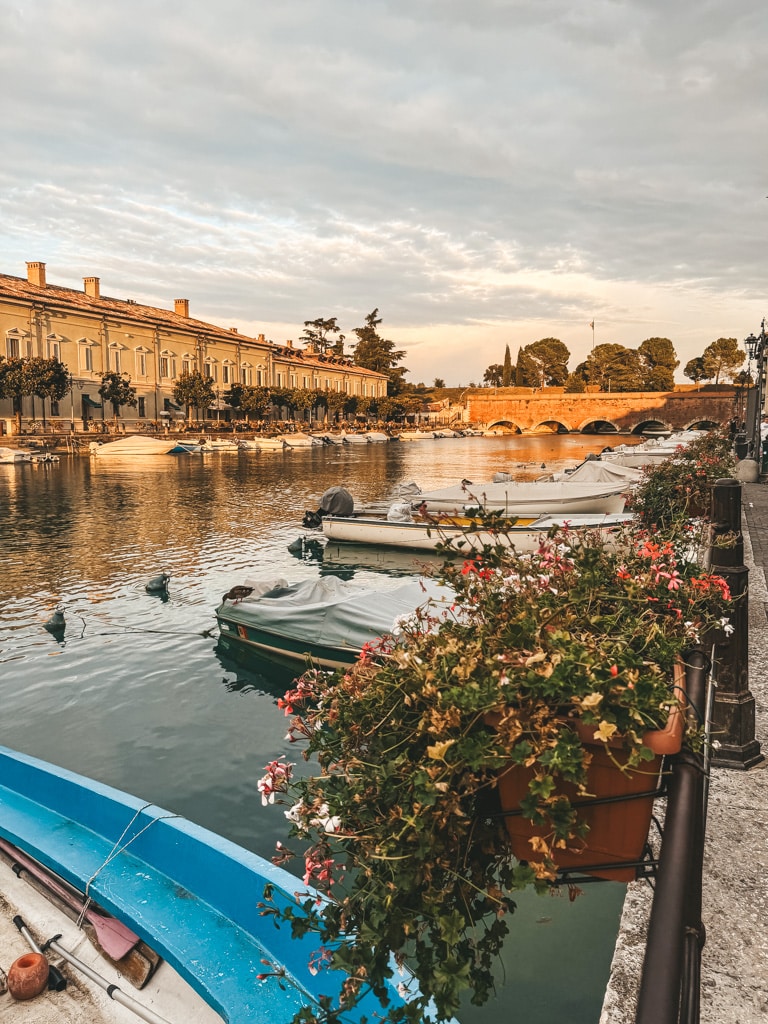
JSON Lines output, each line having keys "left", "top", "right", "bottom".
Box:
{"left": 744, "top": 320, "right": 767, "bottom": 462}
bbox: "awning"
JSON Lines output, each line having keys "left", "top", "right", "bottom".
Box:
{"left": 82, "top": 394, "right": 103, "bottom": 409}
{"left": 164, "top": 399, "right": 183, "bottom": 412}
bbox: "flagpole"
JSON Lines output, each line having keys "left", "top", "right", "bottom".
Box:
{"left": 590, "top": 320, "right": 595, "bottom": 349}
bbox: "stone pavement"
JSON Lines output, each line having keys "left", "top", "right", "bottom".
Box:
{"left": 601, "top": 482, "right": 768, "bottom": 1024}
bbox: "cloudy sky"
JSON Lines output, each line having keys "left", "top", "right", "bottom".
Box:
{"left": 2, "top": 0, "right": 766, "bottom": 385}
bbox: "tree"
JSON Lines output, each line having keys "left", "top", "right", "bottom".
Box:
{"left": 300, "top": 317, "right": 345, "bottom": 356}
{"left": 684, "top": 356, "right": 707, "bottom": 385}
{"left": 564, "top": 371, "right": 586, "bottom": 393}
{"left": 502, "top": 345, "right": 513, "bottom": 387}
{"left": 638, "top": 338, "right": 679, "bottom": 392}
{"left": 433, "top": 378, "right": 446, "bottom": 389}
{"left": 515, "top": 347, "right": 537, "bottom": 387}
{"left": 581, "top": 344, "right": 643, "bottom": 392}
{"left": 173, "top": 371, "right": 215, "bottom": 420}
{"left": 520, "top": 338, "right": 570, "bottom": 387}
{"left": 227, "top": 384, "right": 273, "bottom": 422}
{"left": 351, "top": 309, "right": 408, "bottom": 395}
{"left": 0, "top": 357, "right": 28, "bottom": 434}
{"left": 23, "top": 357, "right": 71, "bottom": 427}
{"left": 482, "top": 364, "right": 503, "bottom": 387}
{"left": 98, "top": 372, "right": 137, "bottom": 424}
{"left": 701, "top": 337, "right": 744, "bottom": 384}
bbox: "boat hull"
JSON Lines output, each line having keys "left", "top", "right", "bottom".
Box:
{"left": 322, "top": 513, "right": 632, "bottom": 552}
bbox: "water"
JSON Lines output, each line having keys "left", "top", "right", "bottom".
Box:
{"left": 0, "top": 434, "right": 633, "bottom": 1023}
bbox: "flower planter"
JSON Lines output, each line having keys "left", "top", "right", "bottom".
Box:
{"left": 495, "top": 658, "right": 686, "bottom": 882}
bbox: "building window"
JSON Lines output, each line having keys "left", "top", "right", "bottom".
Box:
{"left": 182, "top": 356, "right": 193, "bottom": 375}
{"left": 51, "top": 401, "right": 60, "bottom": 416}
{"left": 5, "top": 330, "right": 29, "bottom": 359}
{"left": 160, "top": 352, "right": 177, "bottom": 379}
{"left": 222, "top": 363, "right": 231, "bottom": 385}
{"left": 136, "top": 351, "right": 147, "bottom": 376}
{"left": 79, "top": 342, "right": 94, "bottom": 373}
{"left": 110, "top": 348, "right": 121, "bottom": 374}
{"left": 302, "top": 376, "right": 309, "bottom": 389}
{"left": 204, "top": 360, "right": 217, "bottom": 382}
{"left": 46, "top": 334, "right": 61, "bottom": 361}
{"left": 276, "top": 372, "right": 284, "bottom": 387}
{"left": 138, "top": 397, "right": 146, "bottom": 417}
{"left": 255, "top": 369, "right": 263, "bottom": 386}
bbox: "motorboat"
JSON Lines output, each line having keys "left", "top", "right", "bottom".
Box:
{"left": 239, "top": 436, "right": 289, "bottom": 451}
{"left": 320, "top": 509, "right": 633, "bottom": 553}
{"left": 281, "top": 432, "right": 322, "bottom": 448}
{"left": 411, "top": 478, "right": 628, "bottom": 515}
{"left": 0, "top": 446, "right": 34, "bottom": 463}
{"left": 88, "top": 436, "right": 200, "bottom": 457}
{"left": 397, "top": 430, "right": 437, "bottom": 441}
{"left": 537, "top": 458, "right": 644, "bottom": 486}
{"left": 340, "top": 430, "right": 371, "bottom": 444}
{"left": 0, "top": 744, "right": 413, "bottom": 1024}
{"left": 364, "top": 431, "right": 392, "bottom": 442}
{"left": 600, "top": 431, "right": 706, "bottom": 468}
{"left": 198, "top": 437, "right": 242, "bottom": 452}
{"left": 216, "top": 575, "right": 451, "bottom": 669}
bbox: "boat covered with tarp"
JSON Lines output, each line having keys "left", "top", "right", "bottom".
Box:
{"left": 216, "top": 575, "right": 451, "bottom": 668}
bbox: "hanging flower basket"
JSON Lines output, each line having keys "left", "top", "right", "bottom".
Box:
{"left": 493, "top": 658, "right": 686, "bottom": 881}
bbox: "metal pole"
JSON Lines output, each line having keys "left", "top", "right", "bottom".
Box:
{"left": 708, "top": 478, "right": 763, "bottom": 768}
{"left": 635, "top": 651, "right": 709, "bottom": 1024}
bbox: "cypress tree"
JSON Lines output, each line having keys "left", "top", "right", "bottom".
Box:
{"left": 502, "top": 345, "right": 513, "bottom": 387}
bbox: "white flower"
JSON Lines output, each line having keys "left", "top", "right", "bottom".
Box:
{"left": 719, "top": 617, "right": 735, "bottom": 635}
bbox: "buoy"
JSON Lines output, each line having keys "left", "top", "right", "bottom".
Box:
{"left": 44, "top": 607, "right": 66, "bottom": 637}
{"left": 145, "top": 573, "right": 170, "bottom": 593}
{"left": 7, "top": 952, "right": 49, "bottom": 1000}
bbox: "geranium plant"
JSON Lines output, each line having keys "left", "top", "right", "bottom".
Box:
{"left": 258, "top": 524, "right": 731, "bottom": 1024}
{"left": 628, "top": 427, "right": 735, "bottom": 528}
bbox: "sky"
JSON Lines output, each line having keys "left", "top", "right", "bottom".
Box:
{"left": 1, "top": 0, "right": 766, "bottom": 386}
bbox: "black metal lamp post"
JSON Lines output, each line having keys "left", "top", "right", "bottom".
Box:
{"left": 744, "top": 321, "right": 766, "bottom": 462}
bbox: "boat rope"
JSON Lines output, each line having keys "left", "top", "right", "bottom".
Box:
{"left": 76, "top": 803, "right": 180, "bottom": 930}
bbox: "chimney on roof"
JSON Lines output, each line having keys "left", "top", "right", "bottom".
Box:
{"left": 174, "top": 298, "right": 189, "bottom": 318}
{"left": 26, "top": 262, "right": 46, "bottom": 288}
{"left": 286, "top": 339, "right": 293, "bottom": 348}
{"left": 229, "top": 327, "right": 238, "bottom": 333}
{"left": 83, "top": 276, "right": 100, "bottom": 299}
{"left": 257, "top": 334, "right": 266, "bottom": 343}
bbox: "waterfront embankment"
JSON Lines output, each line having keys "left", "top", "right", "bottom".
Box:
{"left": 601, "top": 480, "right": 768, "bottom": 1023}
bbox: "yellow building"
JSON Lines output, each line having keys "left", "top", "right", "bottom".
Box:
{"left": 0, "top": 262, "right": 388, "bottom": 432}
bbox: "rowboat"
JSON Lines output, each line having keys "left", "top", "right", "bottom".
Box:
{"left": 0, "top": 744, "right": 416, "bottom": 1023}
{"left": 412, "top": 479, "right": 628, "bottom": 515}
{"left": 321, "top": 510, "right": 633, "bottom": 552}
{"left": 216, "top": 575, "right": 451, "bottom": 669}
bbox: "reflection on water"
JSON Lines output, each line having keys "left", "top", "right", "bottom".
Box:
{"left": 0, "top": 435, "right": 636, "bottom": 1024}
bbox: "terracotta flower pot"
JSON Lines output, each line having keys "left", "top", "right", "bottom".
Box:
{"left": 495, "top": 658, "right": 686, "bottom": 882}
{"left": 7, "top": 951, "right": 49, "bottom": 1000}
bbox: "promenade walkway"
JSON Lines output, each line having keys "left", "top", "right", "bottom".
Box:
{"left": 602, "top": 482, "right": 768, "bottom": 1023}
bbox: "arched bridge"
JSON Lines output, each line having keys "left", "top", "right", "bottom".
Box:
{"left": 465, "top": 388, "right": 739, "bottom": 434}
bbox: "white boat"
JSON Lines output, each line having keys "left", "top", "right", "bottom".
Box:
{"left": 281, "top": 432, "right": 322, "bottom": 448}
{"left": 0, "top": 744, "right": 414, "bottom": 1024}
{"left": 412, "top": 479, "right": 628, "bottom": 515}
{"left": 0, "top": 446, "right": 34, "bottom": 463}
{"left": 398, "top": 430, "right": 437, "bottom": 441}
{"left": 600, "top": 431, "right": 706, "bottom": 468}
{"left": 365, "top": 431, "right": 392, "bottom": 442}
{"left": 538, "top": 458, "right": 644, "bottom": 485}
{"left": 198, "top": 437, "right": 242, "bottom": 452}
{"left": 89, "top": 436, "right": 199, "bottom": 458}
{"left": 321, "top": 510, "right": 633, "bottom": 552}
{"left": 340, "top": 430, "right": 371, "bottom": 444}
{"left": 239, "top": 436, "right": 289, "bottom": 451}
{"left": 216, "top": 575, "right": 451, "bottom": 669}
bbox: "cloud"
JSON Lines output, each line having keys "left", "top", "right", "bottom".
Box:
{"left": 1, "top": 0, "right": 766, "bottom": 385}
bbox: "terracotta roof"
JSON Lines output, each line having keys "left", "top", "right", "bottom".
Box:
{"left": 0, "top": 272, "right": 385, "bottom": 378}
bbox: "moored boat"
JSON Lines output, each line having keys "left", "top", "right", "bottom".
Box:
{"left": 412, "top": 478, "right": 628, "bottom": 515}
{"left": 89, "top": 436, "right": 199, "bottom": 458}
{"left": 320, "top": 510, "right": 633, "bottom": 552}
{"left": 0, "top": 446, "right": 34, "bottom": 463}
{"left": 0, "top": 744, "right": 414, "bottom": 1023}
{"left": 216, "top": 575, "right": 451, "bottom": 669}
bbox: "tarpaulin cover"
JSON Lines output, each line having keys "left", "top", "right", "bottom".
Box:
{"left": 218, "top": 576, "right": 451, "bottom": 650}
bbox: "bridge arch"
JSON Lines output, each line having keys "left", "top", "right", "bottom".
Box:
{"left": 530, "top": 420, "right": 570, "bottom": 434}
{"left": 577, "top": 418, "right": 621, "bottom": 435}
{"left": 485, "top": 420, "right": 522, "bottom": 435}
{"left": 634, "top": 419, "right": 672, "bottom": 437}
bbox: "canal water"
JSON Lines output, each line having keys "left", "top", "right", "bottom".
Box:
{"left": 0, "top": 434, "right": 635, "bottom": 1023}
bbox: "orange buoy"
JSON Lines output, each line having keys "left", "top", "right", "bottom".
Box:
{"left": 7, "top": 952, "right": 49, "bottom": 1000}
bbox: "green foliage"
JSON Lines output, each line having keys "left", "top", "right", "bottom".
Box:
{"left": 482, "top": 363, "right": 503, "bottom": 386}
{"left": 701, "top": 337, "right": 744, "bottom": 384}
{"left": 521, "top": 338, "right": 570, "bottom": 387}
{"left": 351, "top": 309, "right": 408, "bottom": 395}
{"left": 502, "top": 345, "right": 513, "bottom": 386}
{"left": 98, "top": 372, "right": 137, "bottom": 421}
{"left": 581, "top": 344, "right": 642, "bottom": 392}
{"left": 684, "top": 356, "right": 707, "bottom": 384}
{"left": 227, "top": 384, "right": 273, "bottom": 420}
{"left": 301, "top": 317, "right": 345, "bottom": 356}
{"left": 173, "top": 371, "right": 215, "bottom": 415}
{"left": 260, "top": 516, "right": 732, "bottom": 1024}
{"left": 628, "top": 428, "right": 736, "bottom": 529}
{"left": 638, "top": 338, "right": 678, "bottom": 392}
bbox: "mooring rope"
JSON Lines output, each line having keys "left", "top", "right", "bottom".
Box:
{"left": 75, "top": 803, "right": 181, "bottom": 930}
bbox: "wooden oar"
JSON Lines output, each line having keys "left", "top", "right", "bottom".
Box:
{"left": 0, "top": 837, "right": 160, "bottom": 988}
